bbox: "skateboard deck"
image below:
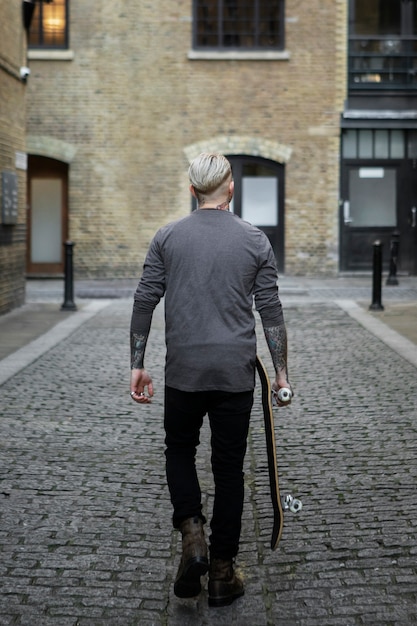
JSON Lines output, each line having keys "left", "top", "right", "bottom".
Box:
{"left": 255, "top": 355, "right": 284, "bottom": 551}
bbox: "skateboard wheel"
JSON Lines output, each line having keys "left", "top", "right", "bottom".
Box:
{"left": 282, "top": 494, "right": 302, "bottom": 513}
{"left": 289, "top": 498, "right": 302, "bottom": 513}
{"left": 277, "top": 388, "right": 292, "bottom": 404}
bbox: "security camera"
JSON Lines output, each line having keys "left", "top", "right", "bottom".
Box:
{"left": 20, "top": 67, "right": 31, "bottom": 82}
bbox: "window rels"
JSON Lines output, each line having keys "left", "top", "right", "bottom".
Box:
{"left": 342, "top": 129, "right": 406, "bottom": 159}
{"left": 193, "top": 0, "right": 285, "bottom": 51}
{"left": 28, "top": 0, "right": 69, "bottom": 49}
{"left": 349, "top": 0, "right": 417, "bottom": 91}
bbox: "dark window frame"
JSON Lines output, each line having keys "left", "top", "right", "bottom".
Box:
{"left": 28, "top": 0, "right": 69, "bottom": 50}
{"left": 192, "top": 0, "right": 285, "bottom": 51}
{"left": 348, "top": 0, "right": 417, "bottom": 93}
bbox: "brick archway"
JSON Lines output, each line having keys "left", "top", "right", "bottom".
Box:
{"left": 184, "top": 135, "right": 292, "bottom": 164}
{"left": 27, "top": 135, "right": 77, "bottom": 164}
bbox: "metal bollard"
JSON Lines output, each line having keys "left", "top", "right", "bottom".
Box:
{"left": 369, "top": 240, "right": 384, "bottom": 311}
{"left": 386, "top": 230, "right": 400, "bottom": 286}
{"left": 61, "top": 241, "right": 77, "bottom": 311}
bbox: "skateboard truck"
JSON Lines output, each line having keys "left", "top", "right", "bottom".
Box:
{"left": 282, "top": 494, "right": 303, "bottom": 513}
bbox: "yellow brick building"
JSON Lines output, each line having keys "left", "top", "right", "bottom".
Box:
{"left": 1, "top": 0, "right": 416, "bottom": 314}
{"left": 24, "top": 0, "right": 347, "bottom": 279}
{"left": 0, "top": 0, "right": 28, "bottom": 313}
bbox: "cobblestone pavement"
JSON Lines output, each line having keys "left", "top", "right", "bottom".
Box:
{"left": 0, "top": 293, "right": 416, "bottom": 625}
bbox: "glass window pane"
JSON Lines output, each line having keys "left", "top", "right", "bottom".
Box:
{"left": 259, "top": 1, "right": 281, "bottom": 47}
{"left": 196, "top": 0, "right": 218, "bottom": 46}
{"left": 358, "top": 130, "right": 373, "bottom": 158}
{"left": 414, "top": 0, "right": 417, "bottom": 36}
{"left": 242, "top": 177, "right": 278, "bottom": 226}
{"left": 242, "top": 162, "right": 276, "bottom": 177}
{"left": 353, "top": 0, "right": 401, "bottom": 36}
{"left": 31, "top": 179, "right": 62, "bottom": 263}
{"left": 195, "top": 0, "right": 283, "bottom": 49}
{"left": 42, "top": 0, "right": 66, "bottom": 47}
{"left": 390, "top": 130, "right": 405, "bottom": 158}
{"left": 349, "top": 168, "right": 396, "bottom": 227}
{"left": 343, "top": 130, "right": 357, "bottom": 158}
{"left": 28, "top": 0, "right": 67, "bottom": 48}
{"left": 408, "top": 130, "right": 417, "bottom": 158}
{"left": 222, "top": 0, "right": 245, "bottom": 47}
{"left": 374, "top": 130, "right": 389, "bottom": 158}
{"left": 28, "top": 3, "right": 41, "bottom": 46}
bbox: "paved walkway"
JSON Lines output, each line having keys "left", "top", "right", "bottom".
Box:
{"left": 0, "top": 277, "right": 416, "bottom": 625}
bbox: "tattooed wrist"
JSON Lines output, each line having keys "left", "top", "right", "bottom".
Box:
{"left": 130, "top": 331, "right": 147, "bottom": 369}
{"left": 264, "top": 324, "right": 288, "bottom": 376}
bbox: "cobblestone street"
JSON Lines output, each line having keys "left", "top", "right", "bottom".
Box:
{"left": 1, "top": 290, "right": 416, "bottom": 625}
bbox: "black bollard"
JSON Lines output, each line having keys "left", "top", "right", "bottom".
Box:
{"left": 386, "top": 230, "right": 400, "bottom": 286}
{"left": 369, "top": 240, "right": 384, "bottom": 311}
{"left": 61, "top": 241, "right": 77, "bottom": 311}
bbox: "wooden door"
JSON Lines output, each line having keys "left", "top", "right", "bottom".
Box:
{"left": 27, "top": 156, "right": 68, "bottom": 276}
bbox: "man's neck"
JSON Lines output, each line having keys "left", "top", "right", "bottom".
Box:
{"left": 199, "top": 199, "right": 230, "bottom": 211}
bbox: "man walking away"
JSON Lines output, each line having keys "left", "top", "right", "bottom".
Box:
{"left": 130, "top": 152, "right": 291, "bottom": 607}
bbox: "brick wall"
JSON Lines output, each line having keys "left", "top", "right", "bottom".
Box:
{"left": 26, "top": 0, "right": 347, "bottom": 278}
{"left": 0, "top": 0, "right": 27, "bottom": 314}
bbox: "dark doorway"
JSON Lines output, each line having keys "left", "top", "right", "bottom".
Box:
{"left": 340, "top": 129, "right": 417, "bottom": 274}
{"left": 228, "top": 155, "right": 285, "bottom": 272}
{"left": 27, "top": 156, "right": 69, "bottom": 276}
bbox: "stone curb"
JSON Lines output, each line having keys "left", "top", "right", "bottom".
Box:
{"left": 0, "top": 300, "right": 112, "bottom": 386}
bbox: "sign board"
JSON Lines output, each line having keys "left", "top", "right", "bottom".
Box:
{"left": 15, "top": 152, "right": 28, "bottom": 171}
{"left": 1, "top": 171, "right": 18, "bottom": 225}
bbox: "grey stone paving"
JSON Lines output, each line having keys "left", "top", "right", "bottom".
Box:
{"left": 0, "top": 298, "right": 416, "bottom": 625}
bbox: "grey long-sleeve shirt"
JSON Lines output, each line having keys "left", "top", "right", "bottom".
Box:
{"left": 131, "top": 208, "right": 284, "bottom": 392}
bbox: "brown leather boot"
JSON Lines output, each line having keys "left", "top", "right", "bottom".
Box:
{"left": 174, "top": 516, "right": 209, "bottom": 598}
{"left": 208, "top": 558, "right": 244, "bottom": 607}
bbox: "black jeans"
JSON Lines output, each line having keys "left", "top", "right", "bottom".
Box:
{"left": 164, "top": 386, "right": 253, "bottom": 560}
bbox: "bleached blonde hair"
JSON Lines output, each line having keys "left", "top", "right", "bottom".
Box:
{"left": 188, "top": 153, "right": 232, "bottom": 203}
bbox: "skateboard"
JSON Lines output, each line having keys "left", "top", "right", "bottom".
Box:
{"left": 255, "top": 355, "right": 302, "bottom": 551}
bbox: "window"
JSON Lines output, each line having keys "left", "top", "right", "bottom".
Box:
{"left": 28, "top": 0, "right": 69, "bottom": 49}
{"left": 349, "top": 0, "right": 417, "bottom": 91}
{"left": 349, "top": 167, "right": 397, "bottom": 227}
{"left": 342, "top": 129, "right": 406, "bottom": 159}
{"left": 193, "top": 0, "right": 285, "bottom": 50}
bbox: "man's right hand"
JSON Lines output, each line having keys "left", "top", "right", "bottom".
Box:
{"left": 130, "top": 368, "right": 154, "bottom": 404}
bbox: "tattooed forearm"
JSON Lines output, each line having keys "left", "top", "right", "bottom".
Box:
{"left": 264, "top": 324, "right": 288, "bottom": 377}
{"left": 130, "top": 331, "right": 148, "bottom": 369}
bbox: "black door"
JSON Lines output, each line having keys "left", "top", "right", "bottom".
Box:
{"left": 399, "top": 159, "right": 417, "bottom": 274}
{"left": 340, "top": 129, "right": 417, "bottom": 274}
{"left": 227, "top": 156, "right": 285, "bottom": 272}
